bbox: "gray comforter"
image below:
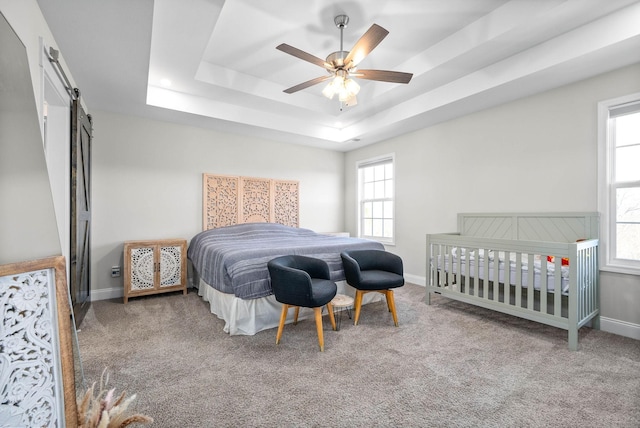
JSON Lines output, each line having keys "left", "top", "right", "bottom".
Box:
{"left": 187, "top": 223, "right": 384, "bottom": 299}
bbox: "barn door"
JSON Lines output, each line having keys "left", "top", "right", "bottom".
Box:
{"left": 70, "top": 95, "right": 92, "bottom": 327}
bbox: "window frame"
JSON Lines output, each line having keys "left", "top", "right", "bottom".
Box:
{"left": 597, "top": 92, "right": 640, "bottom": 276}
{"left": 356, "top": 154, "right": 395, "bottom": 245}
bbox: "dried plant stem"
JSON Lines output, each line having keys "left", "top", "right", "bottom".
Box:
{"left": 77, "top": 368, "right": 153, "bottom": 428}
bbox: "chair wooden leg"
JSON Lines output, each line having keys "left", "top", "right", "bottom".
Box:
{"left": 386, "top": 290, "right": 399, "bottom": 326}
{"left": 276, "top": 304, "right": 289, "bottom": 344}
{"left": 354, "top": 290, "right": 364, "bottom": 325}
{"left": 314, "top": 307, "right": 325, "bottom": 352}
{"left": 326, "top": 302, "right": 337, "bottom": 331}
{"left": 293, "top": 306, "right": 300, "bottom": 325}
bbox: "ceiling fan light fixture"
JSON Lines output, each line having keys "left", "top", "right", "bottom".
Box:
{"left": 344, "top": 78, "right": 360, "bottom": 95}
{"left": 338, "top": 90, "right": 351, "bottom": 103}
{"left": 323, "top": 73, "right": 360, "bottom": 102}
{"left": 322, "top": 81, "right": 337, "bottom": 99}
{"left": 338, "top": 78, "right": 359, "bottom": 102}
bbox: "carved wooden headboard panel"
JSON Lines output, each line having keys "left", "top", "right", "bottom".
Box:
{"left": 203, "top": 173, "right": 299, "bottom": 230}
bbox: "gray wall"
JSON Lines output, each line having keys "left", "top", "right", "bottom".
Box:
{"left": 0, "top": 10, "right": 60, "bottom": 264}
{"left": 91, "top": 110, "right": 345, "bottom": 298}
{"left": 345, "top": 63, "right": 640, "bottom": 333}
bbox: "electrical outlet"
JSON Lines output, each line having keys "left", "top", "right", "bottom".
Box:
{"left": 111, "top": 266, "right": 121, "bottom": 277}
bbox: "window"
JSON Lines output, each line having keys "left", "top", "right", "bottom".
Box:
{"left": 357, "top": 155, "right": 395, "bottom": 244}
{"left": 598, "top": 93, "right": 640, "bottom": 275}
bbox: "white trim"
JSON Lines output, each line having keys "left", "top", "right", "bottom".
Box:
{"left": 600, "top": 316, "right": 640, "bottom": 341}
{"left": 597, "top": 92, "right": 640, "bottom": 276}
{"left": 404, "top": 273, "right": 426, "bottom": 287}
{"left": 93, "top": 277, "right": 198, "bottom": 301}
{"left": 91, "top": 287, "right": 123, "bottom": 301}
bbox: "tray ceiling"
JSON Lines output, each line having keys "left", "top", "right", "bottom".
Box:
{"left": 37, "top": 0, "right": 640, "bottom": 151}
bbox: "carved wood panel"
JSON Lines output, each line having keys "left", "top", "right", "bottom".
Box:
{"left": 159, "top": 244, "right": 183, "bottom": 287}
{"left": 0, "top": 256, "right": 77, "bottom": 426}
{"left": 129, "top": 246, "right": 155, "bottom": 291}
{"left": 240, "top": 177, "right": 272, "bottom": 224}
{"left": 203, "top": 174, "right": 239, "bottom": 230}
{"left": 274, "top": 180, "right": 299, "bottom": 227}
{"left": 203, "top": 174, "right": 299, "bottom": 230}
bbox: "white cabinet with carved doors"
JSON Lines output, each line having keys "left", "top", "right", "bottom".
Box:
{"left": 123, "top": 239, "right": 187, "bottom": 303}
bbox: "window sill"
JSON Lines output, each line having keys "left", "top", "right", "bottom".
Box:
{"left": 600, "top": 265, "right": 640, "bottom": 276}
{"left": 359, "top": 236, "right": 395, "bottom": 246}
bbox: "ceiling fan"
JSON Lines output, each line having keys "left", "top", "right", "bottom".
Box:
{"left": 276, "top": 15, "right": 413, "bottom": 107}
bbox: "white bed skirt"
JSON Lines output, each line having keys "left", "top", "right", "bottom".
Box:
{"left": 197, "top": 279, "right": 383, "bottom": 335}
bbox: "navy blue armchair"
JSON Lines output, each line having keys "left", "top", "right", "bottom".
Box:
{"left": 340, "top": 249, "right": 404, "bottom": 326}
{"left": 267, "top": 255, "right": 337, "bottom": 351}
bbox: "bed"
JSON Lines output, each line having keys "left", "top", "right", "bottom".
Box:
{"left": 188, "top": 222, "right": 385, "bottom": 335}
{"left": 426, "top": 212, "right": 600, "bottom": 351}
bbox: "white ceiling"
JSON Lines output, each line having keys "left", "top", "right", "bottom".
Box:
{"left": 37, "top": 0, "right": 640, "bottom": 151}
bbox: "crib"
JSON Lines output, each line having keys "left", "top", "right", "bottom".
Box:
{"left": 426, "top": 212, "right": 600, "bottom": 351}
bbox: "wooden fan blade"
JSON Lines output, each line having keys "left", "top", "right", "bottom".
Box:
{"left": 355, "top": 69, "right": 413, "bottom": 84}
{"left": 283, "top": 75, "right": 332, "bottom": 94}
{"left": 343, "top": 24, "right": 389, "bottom": 68}
{"left": 276, "top": 43, "right": 331, "bottom": 69}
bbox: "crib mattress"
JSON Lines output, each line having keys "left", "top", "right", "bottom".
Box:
{"left": 433, "top": 248, "right": 569, "bottom": 294}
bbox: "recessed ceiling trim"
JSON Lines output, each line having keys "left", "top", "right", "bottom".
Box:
{"left": 146, "top": 86, "right": 346, "bottom": 142}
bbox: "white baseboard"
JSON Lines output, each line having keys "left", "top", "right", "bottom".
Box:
{"left": 91, "top": 287, "right": 123, "bottom": 301}
{"left": 405, "top": 273, "right": 426, "bottom": 287}
{"left": 91, "top": 276, "right": 196, "bottom": 302}
{"left": 600, "top": 317, "right": 640, "bottom": 341}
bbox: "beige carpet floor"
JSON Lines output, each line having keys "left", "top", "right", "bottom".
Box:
{"left": 76, "top": 283, "right": 640, "bottom": 427}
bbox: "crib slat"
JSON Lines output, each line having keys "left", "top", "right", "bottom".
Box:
{"left": 483, "top": 248, "right": 489, "bottom": 300}
{"left": 447, "top": 245, "right": 455, "bottom": 290}
{"left": 504, "top": 251, "right": 510, "bottom": 304}
{"left": 579, "top": 249, "right": 585, "bottom": 320}
{"left": 436, "top": 244, "right": 443, "bottom": 287}
{"left": 515, "top": 252, "right": 522, "bottom": 308}
{"left": 431, "top": 243, "right": 437, "bottom": 287}
{"left": 438, "top": 244, "right": 443, "bottom": 288}
{"left": 588, "top": 248, "right": 592, "bottom": 317}
{"left": 435, "top": 243, "right": 439, "bottom": 287}
{"left": 540, "top": 254, "right": 548, "bottom": 313}
{"left": 430, "top": 243, "right": 435, "bottom": 287}
{"left": 442, "top": 244, "right": 447, "bottom": 287}
{"left": 590, "top": 246, "right": 596, "bottom": 314}
{"left": 591, "top": 246, "right": 598, "bottom": 314}
{"left": 492, "top": 251, "right": 499, "bottom": 302}
{"left": 554, "top": 257, "right": 561, "bottom": 317}
{"left": 464, "top": 246, "right": 471, "bottom": 296}
{"left": 592, "top": 246, "right": 598, "bottom": 314}
{"left": 527, "top": 254, "right": 534, "bottom": 310}
{"left": 587, "top": 249, "right": 592, "bottom": 315}
{"left": 473, "top": 249, "right": 480, "bottom": 296}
